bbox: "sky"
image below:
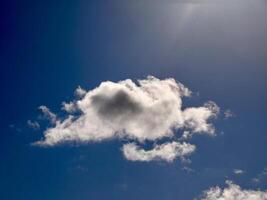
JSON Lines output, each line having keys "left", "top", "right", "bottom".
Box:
{"left": 1, "top": 0, "right": 267, "bottom": 199}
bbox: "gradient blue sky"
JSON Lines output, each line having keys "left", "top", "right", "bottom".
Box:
{"left": 1, "top": 0, "right": 267, "bottom": 199}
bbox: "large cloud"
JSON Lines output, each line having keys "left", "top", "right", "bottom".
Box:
{"left": 35, "top": 76, "right": 219, "bottom": 162}
{"left": 200, "top": 181, "right": 267, "bottom": 200}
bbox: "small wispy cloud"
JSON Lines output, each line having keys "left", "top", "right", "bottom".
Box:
{"left": 233, "top": 169, "right": 245, "bottom": 175}
{"left": 224, "top": 109, "right": 235, "bottom": 119}
{"left": 252, "top": 167, "right": 267, "bottom": 184}
{"left": 27, "top": 120, "right": 40, "bottom": 130}
{"left": 38, "top": 105, "right": 57, "bottom": 124}
{"left": 75, "top": 86, "right": 86, "bottom": 98}
{"left": 9, "top": 124, "right": 22, "bottom": 133}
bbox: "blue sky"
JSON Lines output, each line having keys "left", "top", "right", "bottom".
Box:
{"left": 1, "top": 0, "right": 267, "bottom": 199}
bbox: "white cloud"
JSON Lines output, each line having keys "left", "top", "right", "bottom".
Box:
{"left": 181, "top": 131, "right": 193, "bottom": 140}
{"left": 200, "top": 181, "right": 267, "bottom": 200}
{"left": 62, "top": 86, "right": 87, "bottom": 113}
{"left": 75, "top": 86, "right": 87, "bottom": 98}
{"left": 183, "top": 101, "right": 219, "bottom": 134}
{"left": 122, "top": 141, "right": 196, "bottom": 162}
{"left": 34, "top": 76, "right": 219, "bottom": 162}
{"left": 39, "top": 105, "right": 57, "bottom": 124}
{"left": 233, "top": 169, "right": 245, "bottom": 175}
{"left": 35, "top": 76, "right": 219, "bottom": 147}
{"left": 62, "top": 101, "right": 77, "bottom": 113}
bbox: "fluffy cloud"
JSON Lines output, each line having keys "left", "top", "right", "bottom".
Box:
{"left": 62, "top": 101, "right": 77, "bottom": 113}
{"left": 200, "top": 181, "right": 267, "bottom": 200}
{"left": 35, "top": 76, "right": 219, "bottom": 162}
{"left": 183, "top": 101, "right": 219, "bottom": 134}
{"left": 122, "top": 141, "right": 196, "bottom": 162}
{"left": 75, "top": 86, "right": 87, "bottom": 98}
{"left": 36, "top": 76, "right": 218, "bottom": 146}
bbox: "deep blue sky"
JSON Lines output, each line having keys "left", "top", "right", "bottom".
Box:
{"left": 1, "top": 0, "right": 267, "bottom": 199}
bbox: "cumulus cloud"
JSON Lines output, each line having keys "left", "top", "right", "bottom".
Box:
{"left": 199, "top": 181, "right": 267, "bottom": 200}
{"left": 122, "top": 141, "right": 196, "bottom": 162}
{"left": 34, "top": 76, "right": 219, "bottom": 162}
{"left": 36, "top": 76, "right": 218, "bottom": 146}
